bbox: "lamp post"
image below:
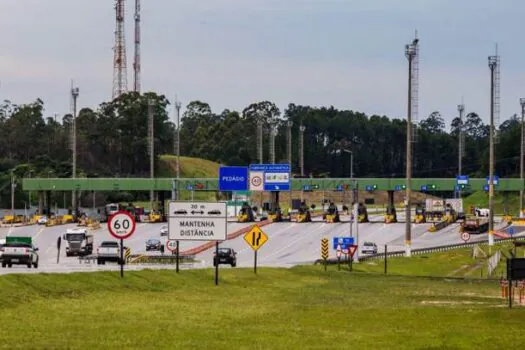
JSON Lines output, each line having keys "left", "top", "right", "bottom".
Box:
{"left": 174, "top": 97, "right": 182, "bottom": 201}
{"left": 520, "top": 97, "right": 525, "bottom": 217}
{"left": 334, "top": 148, "right": 358, "bottom": 261}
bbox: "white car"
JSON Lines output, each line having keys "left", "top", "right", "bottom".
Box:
{"left": 1, "top": 242, "right": 39, "bottom": 268}
{"left": 97, "top": 241, "right": 122, "bottom": 265}
{"left": 37, "top": 215, "right": 48, "bottom": 225}
{"left": 160, "top": 225, "right": 168, "bottom": 236}
{"left": 361, "top": 242, "right": 378, "bottom": 255}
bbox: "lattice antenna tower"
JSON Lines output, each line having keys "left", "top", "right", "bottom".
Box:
{"left": 269, "top": 123, "right": 278, "bottom": 164}
{"left": 489, "top": 45, "right": 501, "bottom": 144}
{"left": 410, "top": 30, "right": 420, "bottom": 143}
{"left": 112, "top": 0, "right": 128, "bottom": 99}
{"left": 133, "top": 0, "right": 141, "bottom": 93}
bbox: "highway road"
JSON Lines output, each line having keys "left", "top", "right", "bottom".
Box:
{"left": 0, "top": 221, "right": 254, "bottom": 275}
{"left": 0, "top": 214, "right": 514, "bottom": 274}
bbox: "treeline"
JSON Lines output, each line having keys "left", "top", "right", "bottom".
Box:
{"left": 0, "top": 92, "right": 521, "bottom": 206}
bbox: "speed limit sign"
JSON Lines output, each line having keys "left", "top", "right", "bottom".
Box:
{"left": 460, "top": 231, "right": 470, "bottom": 243}
{"left": 107, "top": 211, "right": 136, "bottom": 240}
{"left": 166, "top": 240, "right": 177, "bottom": 252}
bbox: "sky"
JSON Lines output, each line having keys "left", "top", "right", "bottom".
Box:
{"left": 0, "top": 0, "right": 524, "bottom": 129}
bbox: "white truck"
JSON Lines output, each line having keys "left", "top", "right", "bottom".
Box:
{"left": 0, "top": 236, "right": 39, "bottom": 268}
{"left": 97, "top": 241, "right": 123, "bottom": 265}
{"left": 63, "top": 228, "right": 94, "bottom": 256}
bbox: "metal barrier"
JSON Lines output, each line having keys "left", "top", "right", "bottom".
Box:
{"left": 78, "top": 255, "right": 98, "bottom": 264}
{"left": 317, "top": 235, "right": 525, "bottom": 265}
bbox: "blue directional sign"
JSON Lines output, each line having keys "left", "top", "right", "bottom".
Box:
{"left": 303, "top": 185, "right": 312, "bottom": 191}
{"left": 394, "top": 185, "right": 406, "bottom": 191}
{"left": 249, "top": 164, "right": 291, "bottom": 191}
{"left": 484, "top": 184, "right": 489, "bottom": 191}
{"left": 186, "top": 184, "right": 193, "bottom": 191}
{"left": 219, "top": 166, "right": 249, "bottom": 191}
{"left": 333, "top": 237, "right": 355, "bottom": 250}
{"left": 421, "top": 185, "right": 428, "bottom": 192}
{"left": 335, "top": 184, "right": 344, "bottom": 192}
{"left": 456, "top": 175, "right": 469, "bottom": 185}
{"left": 486, "top": 176, "right": 500, "bottom": 185}
{"left": 508, "top": 227, "right": 515, "bottom": 236}
{"left": 366, "top": 185, "right": 377, "bottom": 191}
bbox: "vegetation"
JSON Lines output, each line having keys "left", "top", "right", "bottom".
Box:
{"left": 0, "top": 93, "right": 522, "bottom": 208}
{"left": 0, "top": 267, "right": 523, "bottom": 349}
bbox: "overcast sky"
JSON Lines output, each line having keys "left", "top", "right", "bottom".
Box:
{"left": 0, "top": 0, "right": 523, "bottom": 128}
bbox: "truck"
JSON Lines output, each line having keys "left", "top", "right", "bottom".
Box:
{"left": 96, "top": 241, "right": 122, "bottom": 265}
{"left": 63, "top": 228, "right": 94, "bottom": 256}
{"left": 1, "top": 236, "right": 39, "bottom": 268}
{"left": 461, "top": 218, "right": 489, "bottom": 234}
{"left": 425, "top": 198, "right": 464, "bottom": 221}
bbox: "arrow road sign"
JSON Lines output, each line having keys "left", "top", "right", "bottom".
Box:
{"left": 107, "top": 211, "right": 136, "bottom": 240}
{"left": 321, "top": 238, "right": 329, "bottom": 260}
{"left": 243, "top": 225, "right": 268, "bottom": 251}
{"left": 168, "top": 201, "right": 227, "bottom": 241}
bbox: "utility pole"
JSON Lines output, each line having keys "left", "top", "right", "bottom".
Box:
{"left": 269, "top": 124, "right": 277, "bottom": 164}
{"left": 174, "top": 97, "right": 182, "bottom": 200}
{"left": 299, "top": 124, "right": 305, "bottom": 176}
{"left": 11, "top": 171, "right": 15, "bottom": 226}
{"left": 148, "top": 98, "right": 155, "bottom": 209}
{"left": 404, "top": 36, "right": 418, "bottom": 257}
{"left": 71, "top": 84, "right": 79, "bottom": 216}
{"left": 257, "top": 114, "right": 264, "bottom": 164}
{"left": 520, "top": 98, "right": 525, "bottom": 217}
{"left": 457, "top": 102, "right": 465, "bottom": 199}
{"left": 287, "top": 121, "right": 293, "bottom": 166}
{"left": 488, "top": 51, "right": 500, "bottom": 246}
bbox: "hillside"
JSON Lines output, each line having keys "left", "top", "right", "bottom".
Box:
{"left": 157, "top": 155, "right": 220, "bottom": 178}
{"left": 463, "top": 191, "right": 520, "bottom": 215}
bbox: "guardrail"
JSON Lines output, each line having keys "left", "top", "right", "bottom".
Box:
{"left": 316, "top": 235, "right": 525, "bottom": 265}
{"left": 128, "top": 254, "right": 196, "bottom": 264}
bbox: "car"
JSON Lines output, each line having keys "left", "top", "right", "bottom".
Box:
{"left": 97, "top": 241, "right": 121, "bottom": 265}
{"left": 160, "top": 225, "right": 168, "bottom": 236}
{"left": 146, "top": 238, "right": 162, "bottom": 251}
{"left": 213, "top": 247, "right": 237, "bottom": 267}
{"left": 37, "top": 215, "right": 48, "bottom": 225}
{"left": 361, "top": 242, "right": 378, "bottom": 255}
{"left": 1, "top": 242, "right": 39, "bottom": 268}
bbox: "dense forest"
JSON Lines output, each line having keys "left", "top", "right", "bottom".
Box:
{"left": 0, "top": 91, "right": 521, "bottom": 207}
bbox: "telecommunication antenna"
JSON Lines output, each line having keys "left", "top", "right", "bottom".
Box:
{"left": 70, "top": 82, "right": 79, "bottom": 214}
{"left": 112, "top": 0, "right": 128, "bottom": 99}
{"left": 133, "top": 0, "right": 141, "bottom": 93}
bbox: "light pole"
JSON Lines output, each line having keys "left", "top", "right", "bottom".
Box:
{"left": 174, "top": 97, "right": 182, "bottom": 201}
{"left": 299, "top": 124, "right": 305, "bottom": 176}
{"left": 334, "top": 148, "right": 357, "bottom": 260}
{"left": 404, "top": 37, "right": 418, "bottom": 257}
{"left": 71, "top": 85, "right": 79, "bottom": 216}
{"left": 11, "top": 171, "right": 15, "bottom": 228}
{"left": 520, "top": 98, "right": 525, "bottom": 217}
{"left": 488, "top": 54, "right": 499, "bottom": 246}
{"left": 148, "top": 98, "right": 155, "bottom": 209}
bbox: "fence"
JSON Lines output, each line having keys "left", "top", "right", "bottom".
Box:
{"left": 487, "top": 250, "right": 501, "bottom": 277}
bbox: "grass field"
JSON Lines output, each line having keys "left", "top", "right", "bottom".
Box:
{"left": 463, "top": 191, "right": 520, "bottom": 215}
{"left": 351, "top": 242, "right": 523, "bottom": 279}
{"left": 0, "top": 266, "right": 524, "bottom": 349}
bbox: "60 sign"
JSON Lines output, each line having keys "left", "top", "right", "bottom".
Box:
{"left": 107, "top": 211, "right": 136, "bottom": 240}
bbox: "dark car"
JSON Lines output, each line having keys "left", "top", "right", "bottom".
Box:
{"left": 145, "top": 238, "right": 162, "bottom": 251}
{"left": 213, "top": 248, "right": 237, "bottom": 267}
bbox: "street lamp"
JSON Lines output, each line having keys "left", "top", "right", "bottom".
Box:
{"left": 333, "top": 148, "right": 359, "bottom": 261}
{"left": 520, "top": 98, "right": 525, "bottom": 217}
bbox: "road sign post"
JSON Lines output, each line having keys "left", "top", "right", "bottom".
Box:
{"left": 243, "top": 225, "right": 269, "bottom": 274}
{"left": 336, "top": 244, "right": 342, "bottom": 271}
{"left": 168, "top": 201, "right": 227, "bottom": 284}
{"left": 107, "top": 211, "right": 136, "bottom": 278}
{"left": 321, "top": 238, "right": 329, "bottom": 272}
{"left": 166, "top": 240, "right": 179, "bottom": 273}
{"left": 384, "top": 244, "right": 388, "bottom": 275}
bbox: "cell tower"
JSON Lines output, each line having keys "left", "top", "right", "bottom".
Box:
{"left": 133, "top": 0, "right": 141, "bottom": 93}
{"left": 112, "top": 0, "right": 128, "bottom": 99}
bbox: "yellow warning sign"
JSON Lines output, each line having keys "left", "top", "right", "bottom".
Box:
{"left": 244, "top": 225, "right": 269, "bottom": 251}
{"left": 321, "top": 238, "right": 329, "bottom": 260}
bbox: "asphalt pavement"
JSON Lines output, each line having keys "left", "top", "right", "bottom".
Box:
{"left": 0, "top": 214, "right": 513, "bottom": 274}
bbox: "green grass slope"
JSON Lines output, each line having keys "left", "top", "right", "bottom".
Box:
{"left": 463, "top": 191, "right": 520, "bottom": 215}
{"left": 0, "top": 266, "right": 523, "bottom": 349}
{"left": 157, "top": 155, "right": 220, "bottom": 178}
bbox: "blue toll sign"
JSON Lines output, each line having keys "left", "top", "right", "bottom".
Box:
{"left": 219, "top": 166, "right": 249, "bottom": 191}
{"left": 333, "top": 237, "right": 355, "bottom": 250}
